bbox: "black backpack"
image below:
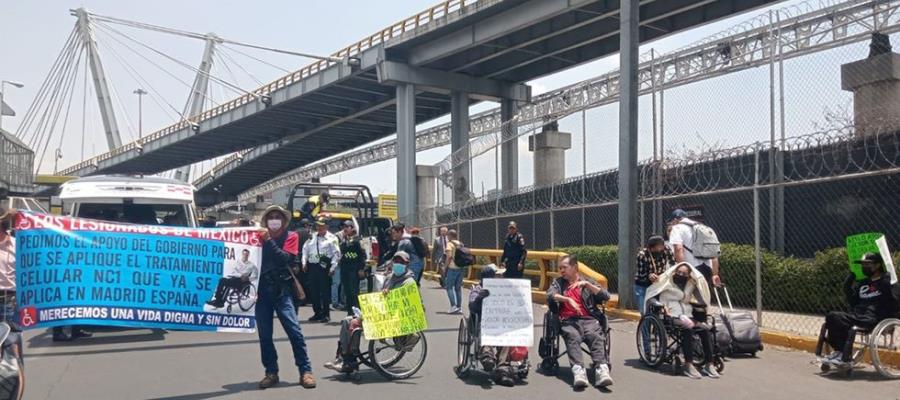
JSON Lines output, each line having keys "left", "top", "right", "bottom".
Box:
{"left": 410, "top": 236, "right": 428, "bottom": 259}
{"left": 453, "top": 241, "right": 476, "bottom": 267}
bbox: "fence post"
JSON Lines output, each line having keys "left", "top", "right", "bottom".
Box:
{"left": 550, "top": 183, "right": 556, "bottom": 249}
{"left": 754, "top": 143, "right": 763, "bottom": 326}
{"left": 582, "top": 109, "right": 587, "bottom": 246}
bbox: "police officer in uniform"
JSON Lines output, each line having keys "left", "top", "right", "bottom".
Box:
{"left": 501, "top": 221, "right": 528, "bottom": 279}
{"left": 337, "top": 221, "right": 366, "bottom": 316}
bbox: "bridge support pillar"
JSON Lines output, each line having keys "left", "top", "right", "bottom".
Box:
{"left": 617, "top": 0, "right": 639, "bottom": 310}
{"left": 501, "top": 99, "right": 519, "bottom": 192}
{"left": 842, "top": 33, "right": 900, "bottom": 135}
{"left": 528, "top": 122, "right": 571, "bottom": 186}
{"left": 451, "top": 91, "right": 470, "bottom": 203}
{"left": 397, "top": 83, "right": 417, "bottom": 225}
{"left": 417, "top": 165, "right": 437, "bottom": 238}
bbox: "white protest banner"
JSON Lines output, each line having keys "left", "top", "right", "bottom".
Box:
{"left": 875, "top": 236, "right": 898, "bottom": 285}
{"left": 480, "top": 278, "right": 533, "bottom": 347}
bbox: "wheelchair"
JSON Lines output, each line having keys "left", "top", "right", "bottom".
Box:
{"left": 636, "top": 299, "right": 725, "bottom": 374}
{"left": 334, "top": 316, "right": 429, "bottom": 381}
{"left": 537, "top": 301, "right": 611, "bottom": 377}
{"left": 815, "top": 316, "right": 900, "bottom": 378}
{"left": 222, "top": 281, "right": 257, "bottom": 314}
{"left": 455, "top": 311, "right": 530, "bottom": 380}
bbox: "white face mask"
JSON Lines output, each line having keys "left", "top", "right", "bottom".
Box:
{"left": 267, "top": 219, "right": 283, "bottom": 230}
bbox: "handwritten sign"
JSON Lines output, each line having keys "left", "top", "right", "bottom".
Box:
{"left": 15, "top": 212, "right": 261, "bottom": 332}
{"left": 358, "top": 283, "right": 427, "bottom": 340}
{"left": 480, "top": 278, "right": 534, "bottom": 347}
{"left": 846, "top": 233, "right": 884, "bottom": 280}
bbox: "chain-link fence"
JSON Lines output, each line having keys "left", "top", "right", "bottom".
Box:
{"left": 399, "top": 0, "right": 900, "bottom": 338}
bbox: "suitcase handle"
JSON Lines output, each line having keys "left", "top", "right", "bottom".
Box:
{"left": 712, "top": 284, "right": 734, "bottom": 314}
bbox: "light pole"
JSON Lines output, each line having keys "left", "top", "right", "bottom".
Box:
{"left": 133, "top": 88, "right": 147, "bottom": 139}
{"left": 0, "top": 80, "right": 25, "bottom": 132}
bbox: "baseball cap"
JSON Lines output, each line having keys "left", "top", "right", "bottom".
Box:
{"left": 852, "top": 252, "right": 884, "bottom": 264}
{"left": 315, "top": 217, "right": 327, "bottom": 226}
{"left": 670, "top": 209, "right": 687, "bottom": 221}
{"left": 393, "top": 251, "right": 410, "bottom": 262}
{"left": 300, "top": 218, "right": 311, "bottom": 226}
{"left": 508, "top": 221, "right": 518, "bottom": 228}
{"left": 342, "top": 220, "right": 353, "bottom": 228}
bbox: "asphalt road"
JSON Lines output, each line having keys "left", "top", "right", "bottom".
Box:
{"left": 23, "top": 282, "right": 900, "bottom": 399}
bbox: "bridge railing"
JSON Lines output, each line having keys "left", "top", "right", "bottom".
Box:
{"left": 61, "top": 0, "right": 485, "bottom": 177}
{"left": 422, "top": 247, "right": 608, "bottom": 305}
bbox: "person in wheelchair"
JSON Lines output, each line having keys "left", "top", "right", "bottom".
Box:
{"left": 645, "top": 262, "right": 720, "bottom": 379}
{"left": 819, "top": 252, "right": 898, "bottom": 366}
{"left": 468, "top": 264, "right": 529, "bottom": 386}
{"left": 546, "top": 255, "right": 614, "bottom": 389}
{"left": 206, "top": 249, "right": 259, "bottom": 308}
{"left": 324, "top": 251, "right": 419, "bottom": 373}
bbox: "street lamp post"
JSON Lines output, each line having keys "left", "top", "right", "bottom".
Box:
{"left": 133, "top": 88, "right": 147, "bottom": 139}
{"left": 0, "top": 80, "right": 25, "bottom": 132}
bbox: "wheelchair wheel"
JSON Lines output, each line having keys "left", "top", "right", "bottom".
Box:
{"left": 370, "top": 332, "right": 428, "bottom": 380}
{"left": 870, "top": 318, "right": 900, "bottom": 379}
{"left": 455, "top": 317, "right": 473, "bottom": 378}
{"left": 637, "top": 316, "right": 667, "bottom": 368}
{"left": 238, "top": 283, "right": 257, "bottom": 312}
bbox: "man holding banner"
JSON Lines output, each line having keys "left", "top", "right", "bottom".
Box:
{"left": 255, "top": 205, "right": 316, "bottom": 389}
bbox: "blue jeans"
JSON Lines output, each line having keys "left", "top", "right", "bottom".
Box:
{"left": 634, "top": 284, "right": 648, "bottom": 315}
{"left": 256, "top": 283, "right": 313, "bottom": 374}
{"left": 445, "top": 268, "right": 464, "bottom": 309}
{"left": 331, "top": 266, "right": 342, "bottom": 305}
{"left": 409, "top": 260, "right": 424, "bottom": 285}
{"left": 634, "top": 284, "right": 651, "bottom": 355}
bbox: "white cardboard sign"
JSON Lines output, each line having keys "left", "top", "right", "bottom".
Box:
{"left": 479, "top": 278, "right": 534, "bottom": 347}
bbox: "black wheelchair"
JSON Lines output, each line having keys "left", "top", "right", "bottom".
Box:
{"left": 815, "top": 316, "right": 900, "bottom": 378}
{"left": 333, "top": 317, "right": 429, "bottom": 381}
{"left": 222, "top": 281, "right": 257, "bottom": 314}
{"left": 636, "top": 299, "right": 725, "bottom": 374}
{"left": 455, "top": 311, "right": 531, "bottom": 380}
{"left": 537, "top": 301, "right": 611, "bottom": 377}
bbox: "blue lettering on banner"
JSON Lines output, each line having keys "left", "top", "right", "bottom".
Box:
{"left": 15, "top": 224, "right": 258, "bottom": 332}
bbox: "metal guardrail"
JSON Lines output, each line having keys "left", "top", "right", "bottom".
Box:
{"left": 60, "top": 0, "right": 486, "bottom": 176}
{"left": 422, "top": 247, "right": 608, "bottom": 304}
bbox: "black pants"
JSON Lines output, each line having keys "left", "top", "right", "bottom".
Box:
{"left": 340, "top": 266, "right": 361, "bottom": 315}
{"left": 695, "top": 263, "right": 713, "bottom": 287}
{"left": 679, "top": 322, "right": 713, "bottom": 365}
{"left": 502, "top": 258, "right": 524, "bottom": 279}
{"left": 824, "top": 311, "right": 877, "bottom": 353}
{"left": 560, "top": 318, "right": 608, "bottom": 367}
{"left": 307, "top": 263, "right": 330, "bottom": 319}
{"left": 214, "top": 276, "right": 243, "bottom": 302}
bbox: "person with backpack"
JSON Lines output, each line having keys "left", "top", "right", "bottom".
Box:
{"left": 501, "top": 221, "right": 528, "bottom": 279}
{"left": 409, "top": 227, "right": 429, "bottom": 285}
{"left": 387, "top": 224, "right": 423, "bottom": 283}
{"left": 669, "top": 209, "right": 721, "bottom": 287}
{"left": 444, "top": 229, "right": 474, "bottom": 314}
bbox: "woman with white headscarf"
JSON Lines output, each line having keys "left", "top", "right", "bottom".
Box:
{"left": 644, "top": 262, "right": 720, "bottom": 379}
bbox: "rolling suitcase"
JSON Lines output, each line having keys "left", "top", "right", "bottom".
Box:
{"left": 714, "top": 286, "right": 764, "bottom": 356}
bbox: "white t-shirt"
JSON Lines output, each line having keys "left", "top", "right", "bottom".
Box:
{"left": 0, "top": 236, "right": 14, "bottom": 291}
{"left": 669, "top": 218, "right": 702, "bottom": 267}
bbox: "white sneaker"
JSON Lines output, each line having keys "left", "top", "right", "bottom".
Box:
{"left": 572, "top": 365, "right": 589, "bottom": 389}
{"left": 823, "top": 351, "right": 843, "bottom": 364}
{"left": 594, "top": 364, "right": 613, "bottom": 387}
{"left": 447, "top": 307, "right": 458, "bottom": 314}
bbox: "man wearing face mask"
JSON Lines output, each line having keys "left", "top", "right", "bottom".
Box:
{"left": 634, "top": 236, "right": 674, "bottom": 314}
{"left": 820, "top": 252, "right": 898, "bottom": 366}
{"left": 324, "top": 251, "right": 418, "bottom": 373}
{"left": 302, "top": 217, "right": 341, "bottom": 323}
{"left": 254, "top": 205, "right": 316, "bottom": 390}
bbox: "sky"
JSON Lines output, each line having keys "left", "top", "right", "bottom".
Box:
{"left": 0, "top": 0, "right": 869, "bottom": 200}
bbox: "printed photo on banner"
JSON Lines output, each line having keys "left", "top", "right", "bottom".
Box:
{"left": 480, "top": 278, "right": 534, "bottom": 347}
{"left": 14, "top": 211, "right": 262, "bottom": 333}
{"left": 358, "top": 283, "right": 427, "bottom": 340}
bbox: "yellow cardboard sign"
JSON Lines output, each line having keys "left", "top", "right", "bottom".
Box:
{"left": 358, "top": 283, "right": 427, "bottom": 340}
